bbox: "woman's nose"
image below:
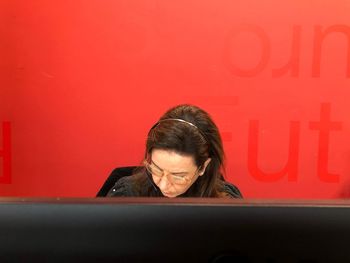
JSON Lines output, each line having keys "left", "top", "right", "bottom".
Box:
{"left": 158, "top": 172, "right": 170, "bottom": 189}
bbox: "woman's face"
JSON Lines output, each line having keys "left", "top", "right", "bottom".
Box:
{"left": 149, "top": 149, "right": 209, "bottom": 198}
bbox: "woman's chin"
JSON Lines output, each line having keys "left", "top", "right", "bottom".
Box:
{"left": 162, "top": 192, "right": 177, "bottom": 198}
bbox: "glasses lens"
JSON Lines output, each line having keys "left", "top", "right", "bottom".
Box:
{"left": 145, "top": 162, "right": 162, "bottom": 177}
{"left": 144, "top": 160, "right": 192, "bottom": 185}
{"left": 169, "top": 175, "right": 188, "bottom": 185}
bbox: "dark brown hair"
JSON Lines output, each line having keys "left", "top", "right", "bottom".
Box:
{"left": 143, "top": 104, "right": 226, "bottom": 197}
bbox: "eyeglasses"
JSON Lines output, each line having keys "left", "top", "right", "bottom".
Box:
{"left": 144, "top": 160, "right": 199, "bottom": 186}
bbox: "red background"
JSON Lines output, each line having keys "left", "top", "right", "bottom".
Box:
{"left": 1, "top": 0, "right": 350, "bottom": 198}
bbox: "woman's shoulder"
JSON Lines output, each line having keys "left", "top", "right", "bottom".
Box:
{"left": 106, "top": 175, "right": 134, "bottom": 197}
{"left": 222, "top": 181, "right": 243, "bottom": 198}
{"left": 107, "top": 172, "right": 153, "bottom": 197}
{"left": 106, "top": 173, "right": 146, "bottom": 197}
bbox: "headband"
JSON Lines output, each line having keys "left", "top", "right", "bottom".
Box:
{"left": 149, "top": 118, "right": 207, "bottom": 143}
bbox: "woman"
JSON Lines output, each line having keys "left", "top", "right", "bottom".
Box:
{"left": 108, "top": 104, "right": 242, "bottom": 198}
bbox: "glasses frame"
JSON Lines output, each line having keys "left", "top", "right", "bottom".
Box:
{"left": 143, "top": 159, "right": 202, "bottom": 186}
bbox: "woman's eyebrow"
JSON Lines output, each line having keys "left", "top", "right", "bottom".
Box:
{"left": 151, "top": 160, "right": 164, "bottom": 171}
{"left": 151, "top": 160, "right": 188, "bottom": 174}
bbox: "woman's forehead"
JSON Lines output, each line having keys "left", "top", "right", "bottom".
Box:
{"left": 151, "top": 149, "right": 197, "bottom": 170}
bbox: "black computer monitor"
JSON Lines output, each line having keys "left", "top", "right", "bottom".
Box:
{"left": 0, "top": 198, "right": 350, "bottom": 262}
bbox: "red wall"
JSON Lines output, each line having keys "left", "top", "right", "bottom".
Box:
{"left": 1, "top": 0, "right": 350, "bottom": 198}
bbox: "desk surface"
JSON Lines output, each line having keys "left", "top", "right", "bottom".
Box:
{"left": 2, "top": 196, "right": 350, "bottom": 205}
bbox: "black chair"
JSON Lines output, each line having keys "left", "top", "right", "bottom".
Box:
{"left": 96, "top": 166, "right": 138, "bottom": 197}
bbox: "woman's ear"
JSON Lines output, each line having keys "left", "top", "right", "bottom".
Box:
{"left": 198, "top": 158, "right": 211, "bottom": 176}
